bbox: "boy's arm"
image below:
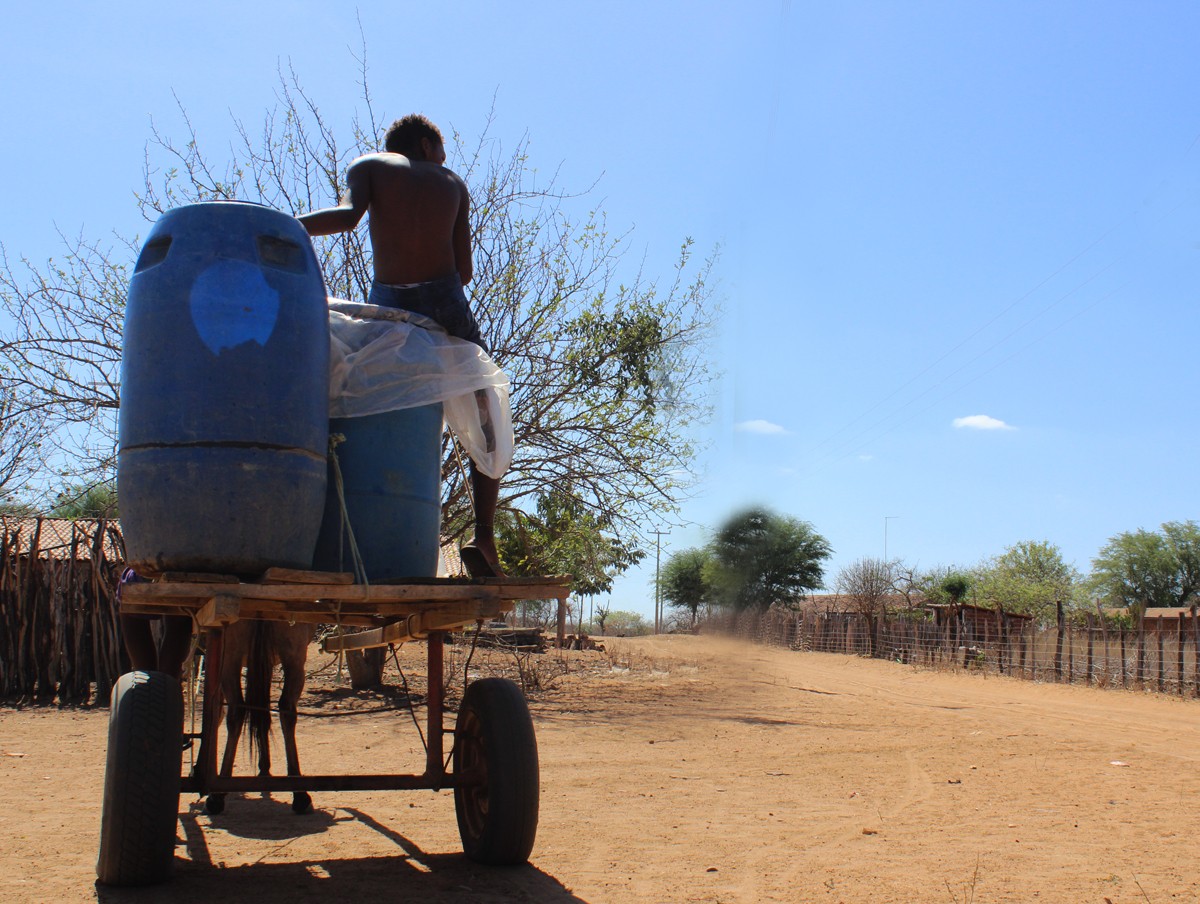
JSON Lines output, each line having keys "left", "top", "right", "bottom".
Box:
{"left": 298, "top": 159, "right": 370, "bottom": 236}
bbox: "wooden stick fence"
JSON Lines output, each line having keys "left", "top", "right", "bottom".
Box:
{"left": 0, "top": 517, "right": 127, "bottom": 705}
{"left": 704, "top": 606, "right": 1200, "bottom": 698}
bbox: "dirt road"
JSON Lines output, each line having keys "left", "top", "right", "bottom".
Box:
{"left": 3, "top": 634, "right": 1198, "bottom": 903}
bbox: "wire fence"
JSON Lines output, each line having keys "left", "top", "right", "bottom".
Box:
{"left": 703, "top": 606, "right": 1200, "bottom": 697}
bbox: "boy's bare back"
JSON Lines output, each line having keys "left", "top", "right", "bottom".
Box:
{"left": 350, "top": 154, "right": 471, "bottom": 285}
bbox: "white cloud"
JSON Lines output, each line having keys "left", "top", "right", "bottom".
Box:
{"left": 953, "top": 414, "right": 1015, "bottom": 431}
{"left": 735, "top": 419, "right": 790, "bottom": 435}
{"left": 858, "top": 454, "right": 874, "bottom": 462}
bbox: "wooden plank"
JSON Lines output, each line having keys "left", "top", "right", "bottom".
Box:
{"left": 122, "top": 602, "right": 383, "bottom": 628}
{"left": 235, "top": 609, "right": 379, "bottom": 627}
{"left": 421, "top": 601, "right": 505, "bottom": 630}
{"left": 322, "top": 625, "right": 398, "bottom": 653}
{"left": 124, "top": 597, "right": 512, "bottom": 630}
{"left": 120, "top": 596, "right": 512, "bottom": 621}
{"left": 121, "top": 579, "right": 569, "bottom": 605}
{"left": 196, "top": 594, "right": 241, "bottom": 628}
{"left": 321, "top": 602, "right": 507, "bottom": 653}
{"left": 260, "top": 567, "right": 355, "bottom": 585}
{"left": 160, "top": 571, "right": 242, "bottom": 584}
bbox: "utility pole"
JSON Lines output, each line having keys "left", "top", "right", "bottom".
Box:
{"left": 884, "top": 516, "right": 899, "bottom": 563}
{"left": 653, "top": 530, "right": 666, "bottom": 634}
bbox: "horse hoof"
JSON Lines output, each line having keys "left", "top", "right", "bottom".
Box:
{"left": 205, "top": 793, "right": 226, "bottom": 815}
{"left": 292, "top": 791, "right": 313, "bottom": 814}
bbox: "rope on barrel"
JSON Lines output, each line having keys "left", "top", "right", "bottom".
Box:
{"left": 327, "top": 433, "right": 367, "bottom": 679}
{"left": 328, "top": 433, "right": 369, "bottom": 587}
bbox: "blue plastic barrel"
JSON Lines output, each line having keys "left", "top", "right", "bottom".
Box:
{"left": 118, "top": 201, "right": 329, "bottom": 575}
{"left": 313, "top": 404, "right": 443, "bottom": 581}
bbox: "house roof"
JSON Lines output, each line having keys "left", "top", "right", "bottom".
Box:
{"left": 1135, "top": 607, "right": 1199, "bottom": 620}
{"left": 926, "top": 601, "right": 1034, "bottom": 620}
{"left": 2, "top": 515, "right": 477, "bottom": 576}
{"left": 0, "top": 516, "right": 124, "bottom": 560}
{"left": 801, "top": 592, "right": 921, "bottom": 612}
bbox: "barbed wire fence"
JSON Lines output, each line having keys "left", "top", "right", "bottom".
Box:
{"left": 702, "top": 604, "right": 1200, "bottom": 698}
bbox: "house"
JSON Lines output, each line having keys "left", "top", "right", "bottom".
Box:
{"left": 800, "top": 592, "right": 918, "bottom": 616}
{"left": 1131, "top": 607, "right": 1199, "bottom": 636}
{"left": 926, "top": 602, "right": 1033, "bottom": 638}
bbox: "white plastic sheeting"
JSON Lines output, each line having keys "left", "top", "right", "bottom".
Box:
{"left": 327, "top": 300, "right": 513, "bottom": 478}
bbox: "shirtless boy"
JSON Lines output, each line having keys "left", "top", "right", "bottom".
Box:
{"left": 299, "top": 114, "right": 503, "bottom": 577}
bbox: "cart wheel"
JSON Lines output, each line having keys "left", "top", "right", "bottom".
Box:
{"left": 96, "top": 671, "right": 184, "bottom": 886}
{"left": 453, "top": 677, "right": 539, "bottom": 865}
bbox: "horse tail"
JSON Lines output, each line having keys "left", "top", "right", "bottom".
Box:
{"left": 245, "top": 621, "right": 274, "bottom": 768}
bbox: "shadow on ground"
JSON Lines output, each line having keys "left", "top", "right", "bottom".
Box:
{"left": 94, "top": 802, "right": 588, "bottom": 904}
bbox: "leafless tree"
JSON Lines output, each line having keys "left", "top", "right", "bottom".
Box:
{"left": 0, "top": 233, "right": 130, "bottom": 492}
{"left": 835, "top": 556, "right": 895, "bottom": 619}
{"left": 0, "top": 380, "right": 47, "bottom": 504}
{"left": 0, "top": 53, "right": 718, "bottom": 550}
{"left": 889, "top": 560, "right": 929, "bottom": 612}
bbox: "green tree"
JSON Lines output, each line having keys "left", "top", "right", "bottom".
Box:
{"left": 1090, "top": 521, "right": 1200, "bottom": 619}
{"left": 707, "top": 507, "right": 831, "bottom": 611}
{"left": 974, "top": 540, "right": 1079, "bottom": 623}
{"left": 940, "top": 572, "right": 972, "bottom": 605}
{"left": 1, "top": 58, "right": 718, "bottom": 551}
{"left": 495, "top": 489, "right": 644, "bottom": 598}
{"left": 1163, "top": 521, "right": 1200, "bottom": 604}
{"left": 48, "top": 480, "right": 119, "bottom": 519}
{"left": 658, "top": 547, "right": 713, "bottom": 626}
{"left": 597, "top": 609, "right": 650, "bottom": 637}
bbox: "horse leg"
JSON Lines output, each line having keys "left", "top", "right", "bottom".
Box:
{"left": 278, "top": 623, "right": 314, "bottom": 814}
{"left": 208, "top": 622, "right": 250, "bottom": 815}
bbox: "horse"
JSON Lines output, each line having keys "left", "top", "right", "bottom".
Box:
{"left": 204, "top": 618, "right": 316, "bottom": 815}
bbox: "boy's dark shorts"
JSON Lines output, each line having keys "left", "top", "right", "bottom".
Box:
{"left": 368, "top": 273, "right": 488, "bottom": 352}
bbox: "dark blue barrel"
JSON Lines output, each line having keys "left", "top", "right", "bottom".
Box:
{"left": 118, "top": 201, "right": 329, "bottom": 575}
{"left": 313, "top": 404, "right": 443, "bottom": 581}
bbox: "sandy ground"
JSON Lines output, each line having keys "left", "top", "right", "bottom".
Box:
{"left": 3, "top": 633, "right": 1199, "bottom": 903}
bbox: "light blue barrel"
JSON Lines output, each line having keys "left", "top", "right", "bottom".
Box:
{"left": 313, "top": 404, "right": 443, "bottom": 581}
{"left": 118, "top": 201, "right": 329, "bottom": 575}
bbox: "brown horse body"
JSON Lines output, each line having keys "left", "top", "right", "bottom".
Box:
{"left": 207, "top": 619, "right": 315, "bottom": 814}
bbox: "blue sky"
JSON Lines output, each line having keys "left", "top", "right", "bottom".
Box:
{"left": 3, "top": 2, "right": 1198, "bottom": 619}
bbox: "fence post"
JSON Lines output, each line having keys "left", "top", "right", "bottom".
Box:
{"left": 1157, "top": 629, "right": 1165, "bottom": 693}
{"left": 1095, "top": 600, "right": 1110, "bottom": 687}
{"left": 1120, "top": 628, "right": 1127, "bottom": 688}
{"left": 954, "top": 608, "right": 962, "bottom": 671}
{"left": 1067, "top": 621, "right": 1074, "bottom": 685}
{"left": 1086, "top": 614, "right": 1094, "bottom": 686}
{"left": 1019, "top": 621, "right": 1028, "bottom": 677}
{"left": 996, "top": 604, "right": 1007, "bottom": 675}
{"left": 1192, "top": 605, "right": 1200, "bottom": 699}
{"left": 1178, "top": 613, "right": 1186, "bottom": 697}
{"left": 1134, "top": 608, "right": 1146, "bottom": 687}
{"left": 1054, "top": 601, "right": 1065, "bottom": 682}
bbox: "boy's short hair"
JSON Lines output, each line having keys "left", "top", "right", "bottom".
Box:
{"left": 384, "top": 114, "right": 444, "bottom": 156}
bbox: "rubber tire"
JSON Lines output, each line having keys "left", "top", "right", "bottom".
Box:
{"left": 96, "top": 671, "right": 184, "bottom": 886}
{"left": 453, "top": 677, "right": 539, "bottom": 865}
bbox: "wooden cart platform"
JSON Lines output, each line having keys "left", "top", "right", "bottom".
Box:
{"left": 98, "top": 568, "right": 572, "bottom": 886}
{"left": 120, "top": 567, "right": 571, "bottom": 640}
